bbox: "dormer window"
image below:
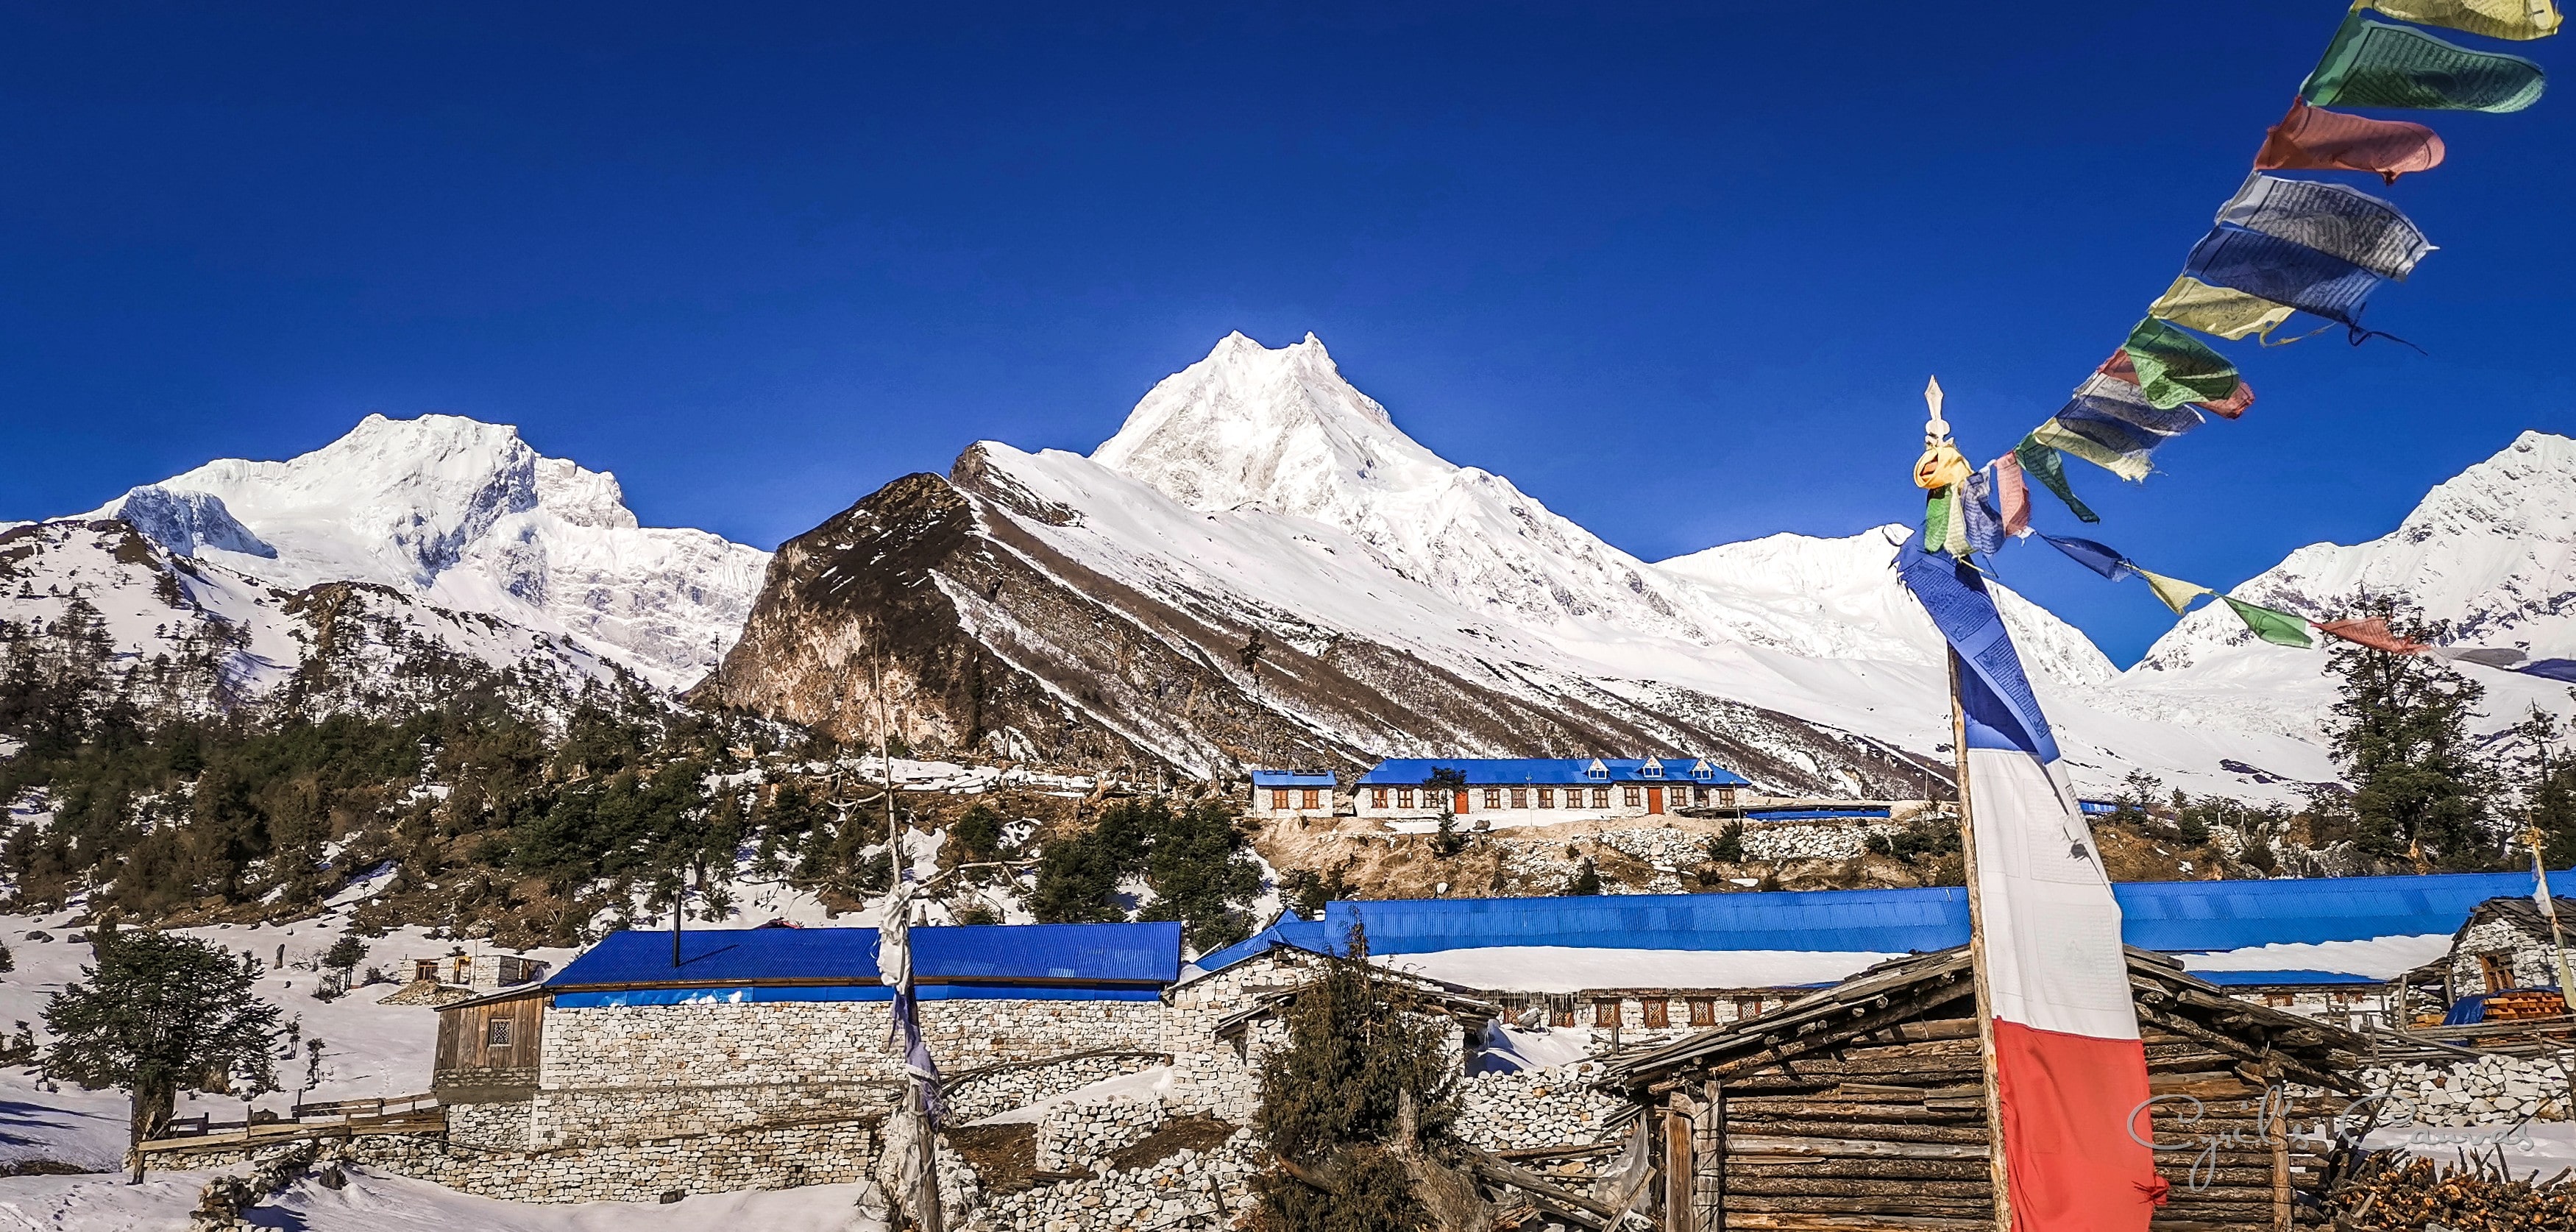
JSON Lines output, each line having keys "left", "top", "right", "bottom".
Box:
{"left": 1584, "top": 759, "right": 1610, "bottom": 782}
{"left": 1691, "top": 760, "right": 1715, "bottom": 781}
{"left": 1639, "top": 757, "right": 1664, "bottom": 779}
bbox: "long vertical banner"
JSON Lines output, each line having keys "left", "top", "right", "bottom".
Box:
{"left": 1901, "top": 548, "right": 2162, "bottom": 1231}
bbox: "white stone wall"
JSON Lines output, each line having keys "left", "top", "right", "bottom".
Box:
{"left": 2363, "top": 1052, "right": 2576, "bottom": 1127}
{"left": 945, "top": 1052, "right": 1170, "bottom": 1126}
{"left": 1035, "top": 1094, "right": 1166, "bottom": 1172}
{"left": 1455, "top": 1062, "right": 1625, "bottom": 1151}
{"left": 2449, "top": 917, "right": 2569, "bottom": 996}
{"left": 964, "top": 1128, "right": 1260, "bottom": 1232}
{"left": 1355, "top": 781, "right": 1735, "bottom": 824}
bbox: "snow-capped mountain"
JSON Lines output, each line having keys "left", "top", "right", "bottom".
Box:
{"left": 711, "top": 332, "right": 2355, "bottom": 797}
{"left": 2126, "top": 429, "right": 2576, "bottom": 743}
{"left": 74, "top": 414, "right": 769, "bottom": 690}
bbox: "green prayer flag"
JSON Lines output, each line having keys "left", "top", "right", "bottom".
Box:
{"left": 2223, "top": 597, "right": 2316, "bottom": 648}
{"left": 1922, "top": 487, "right": 1951, "bottom": 554}
{"left": 2121, "top": 319, "right": 2243, "bottom": 411}
{"left": 2304, "top": 13, "right": 2548, "bottom": 113}
{"left": 2012, "top": 436, "right": 2098, "bottom": 524}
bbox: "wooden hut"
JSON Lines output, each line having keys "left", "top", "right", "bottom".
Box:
{"left": 1604, "top": 945, "right": 2369, "bottom": 1232}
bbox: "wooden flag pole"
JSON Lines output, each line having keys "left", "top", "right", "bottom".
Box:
{"left": 1923, "top": 377, "right": 2012, "bottom": 1232}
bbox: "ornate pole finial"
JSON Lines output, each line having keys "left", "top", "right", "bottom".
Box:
{"left": 1923, "top": 375, "right": 1950, "bottom": 446}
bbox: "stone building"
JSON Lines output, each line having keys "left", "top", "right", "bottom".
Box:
{"left": 1246, "top": 768, "right": 1338, "bottom": 819}
{"left": 408, "top": 949, "right": 551, "bottom": 991}
{"left": 1352, "top": 756, "right": 1750, "bottom": 823}
{"left": 2444, "top": 893, "right": 2576, "bottom": 999}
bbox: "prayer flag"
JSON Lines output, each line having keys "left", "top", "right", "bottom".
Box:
{"left": 2121, "top": 318, "right": 2246, "bottom": 410}
{"left": 2215, "top": 173, "right": 2435, "bottom": 281}
{"left": 2368, "top": 0, "right": 2563, "bottom": 42}
{"left": 2147, "top": 275, "right": 2297, "bottom": 342}
{"left": 2224, "top": 598, "right": 2316, "bottom": 648}
{"left": 2318, "top": 616, "right": 2429, "bottom": 654}
{"left": 2182, "top": 226, "right": 2383, "bottom": 333}
{"left": 2039, "top": 533, "right": 2131, "bottom": 580}
{"left": 2037, "top": 374, "right": 2205, "bottom": 481}
{"left": 2255, "top": 99, "right": 2447, "bottom": 185}
{"left": 1923, "top": 486, "right": 1954, "bottom": 555}
{"left": 2097, "top": 344, "right": 2255, "bottom": 419}
{"left": 1899, "top": 552, "right": 2160, "bottom": 1232}
{"left": 1961, "top": 468, "right": 2005, "bottom": 557}
{"left": 1945, "top": 487, "right": 1972, "bottom": 556}
{"left": 2520, "top": 659, "right": 2576, "bottom": 682}
{"left": 2134, "top": 568, "right": 2215, "bottom": 615}
{"left": 2427, "top": 645, "right": 2527, "bottom": 667}
{"left": 1993, "top": 453, "right": 2032, "bottom": 538}
{"left": 2304, "top": 13, "right": 2548, "bottom": 113}
{"left": 2015, "top": 436, "right": 2100, "bottom": 523}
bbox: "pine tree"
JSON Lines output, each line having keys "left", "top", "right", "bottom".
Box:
{"left": 43, "top": 924, "right": 284, "bottom": 1182}
{"left": 2321, "top": 598, "right": 2498, "bottom": 867}
{"left": 2504, "top": 706, "right": 2576, "bottom": 865}
{"left": 1424, "top": 768, "right": 1467, "bottom": 859}
{"left": 1250, "top": 930, "right": 1473, "bottom": 1232}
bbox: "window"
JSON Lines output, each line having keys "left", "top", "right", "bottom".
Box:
{"left": 2263, "top": 992, "right": 2296, "bottom": 1008}
{"left": 1675, "top": 786, "right": 1697, "bottom": 807}
{"left": 1271, "top": 789, "right": 1290, "bottom": 810}
{"left": 1509, "top": 787, "right": 1527, "bottom": 809}
{"left": 415, "top": 959, "right": 439, "bottom": 983}
{"left": 486, "top": 1018, "right": 514, "bottom": 1048}
{"left": 1622, "top": 787, "right": 1642, "bottom": 808}
{"left": 1550, "top": 1003, "right": 1578, "bottom": 1028}
{"left": 1734, "top": 996, "right": 1766, "bottom": 1019}
{"left": 1371, "top": 788, "right": 1388, "bottom": 808}
{"left": 2480, "top": 952, "right": 2515, "bottom": 994}
{"left": 1538, "top": 787, "right": 1555, "bottom": 808}
{"left": 1483, "top": 788, "right": 1502, "bottom": 810}
{"left": 1715, "top": 787, "right": 1736, "bottom": 808}
{"left": 1591, "top": 787, "right": 1610, "bottom": 808}
{"left": 1640, "top": 759, "right": 1664, "bottom": 778}
{"left": 1585, "top": 760, "right": 1610, "bottom": 781}
{"left": 1301, "top": 789, "right": 1320, "bottom": 810}
{"left": 1397, "top": 787, "right": 1415, "bottom": 808}
{"left": 1594, "top": 999, "right": 1622, "bottom": 1027}
{"left": 1688, "top": 998, "right": 1716, "bottom": 1027}
{"left": 1642, "top": 1000, "right": 1670, "bottom": 1028}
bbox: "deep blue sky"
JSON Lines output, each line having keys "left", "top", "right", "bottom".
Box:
{"left": 4, "top": 4, "right": 2570, "bottom": 663}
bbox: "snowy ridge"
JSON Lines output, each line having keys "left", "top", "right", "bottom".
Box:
{"left": 924, "top": 333, "right": 2348, "bottom": 796}
{"left": 71, "top": 414, "right": 769, "bottom": 690}
{"left": 2126, "top": 430, "right": 2576, "bottom": 749}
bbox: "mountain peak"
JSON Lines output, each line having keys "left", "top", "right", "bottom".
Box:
{"left": 1092, "top": 331, "right": 1437, "bottom": 517}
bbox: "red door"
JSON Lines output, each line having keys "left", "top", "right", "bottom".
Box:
{"left": 1647, "top": 786, "right": 1664, "bottom": 815}
{"left": 1455, "top": 790, "right": 1472, "bottom": 814}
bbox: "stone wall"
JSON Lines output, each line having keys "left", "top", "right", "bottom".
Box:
{"left": 962, "top": 1127, "right": 1260, "bottom": 1232}
{"left": 1454, "top": 1062, "right": 1625, "bottom": 1152}
{"left": 1035, "top": 1094, "right": 1166, "bottom": 1172}
{"left": 2363, "top": 1052, "right": 2576, "bottom": 1127}
{"left": 945, "top": 1051, "right": 1170, "bottom": 1126}
{"left": 2449, "top": 917, "right": 2566, "bottom": 996}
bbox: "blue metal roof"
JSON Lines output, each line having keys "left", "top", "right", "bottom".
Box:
{"left": 547, "top": 922, "right": 1183, "bottom": 991}
{"left": 2079, "top": 800, "right": 2120, "bottom": 815}
{"left": 1191, "top": 913, "right": 1335, "bottom": 975}
{"left": 1249, "top": 771, "right": 1337, "bottom": 788}
{"left": 1745, "top": 808, "right": 1892, "bottom": 822}
{"left": 2193, "top": 969, "right": 2381, "bottom": 987}
{"left": 1356, "top": 757, "right": 1750, "bottom": 787}
{"left": 1319, "top": 869, "right": 2569, "bottom": 958}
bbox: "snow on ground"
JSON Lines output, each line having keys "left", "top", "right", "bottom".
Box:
{"left": 1372, "top": 946, "right": 1900, "bottom": 994}
{"left": 0, "top": 1166, "right": 870, "bottom": 1232}
{"left": 2176, "top": 934, "right": 2454, "bottom": 981}
{"left": 0, "top": 912, "right": 575, "bottom": 1169}
{"left": 2357, "top": 1120, "right": 2576, "bottom": 1183}
{"left": 1475, "top": 1022, "right": 1593, "bottom": 1072}
{"left": 795, "top": 757, "right": 1098, "bottom": 797}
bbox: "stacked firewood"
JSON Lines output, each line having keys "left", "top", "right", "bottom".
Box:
{"left": 2328, "top": 1152, "right": 2576, "bottom": 1230}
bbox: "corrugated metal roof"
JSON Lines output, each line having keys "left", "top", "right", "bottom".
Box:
{"left": 1355, "top": 757, "right": 1750, "bottom": 787}
{"left": 2193, "top": 969, "right": 2380, "bottom": 987}
{"left": 1745, "top": 808, "right": 1892, "bottom": 821}
{"left": 1190, "top": 914, "right": 1334, "bottom": 976}
{"left": 546, "top": 922, "right": 1183, "bottom": 991}
{"left": 1321, "top": 869, "right": 2567, "bottom": 958}
{"left": 1249, "top": 771, "right": 1337, "bottom": 788}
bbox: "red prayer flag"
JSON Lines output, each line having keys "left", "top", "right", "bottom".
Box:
{"left": 2318, "top": 617, "right": 2428, "bottom": 654}
{"left": 2254, "top": 99, "right": 2445, "bottom": 185}
{"left": 1993, "top": 453, "right": 2031, "bottom": 537}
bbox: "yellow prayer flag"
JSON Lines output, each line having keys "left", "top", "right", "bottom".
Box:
{"left": 2133, "top": 568, "right": 2215, "bottom": 615}
{"left": 2146, "top": 276, "right": 2296, "bottom": 342}
{"left": 2368, "top": 0, "right": 2561, "bottom": 40}
{"left": 2029, "top": 419, "right": 2153, "bottom": 481}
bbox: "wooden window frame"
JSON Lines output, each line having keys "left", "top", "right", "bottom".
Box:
{"left": 1538, "top": 787, "right": 1555, "bottom": 808}
{"left": 1483, "top": 787, "right": 1503, "bottom": 810}
{"left": 1641, "top": 1000, "right": 1670, "bottom": 1028}
{"left": 1300, "top": 788, "right": 1321, "bottom": 810}
{"left": 1271, "top": 789, "right": 1290, "bottom": 810}
{"left": 1622, "top": 786, "right": 1642, "bottom": 808}
{"left": 1371, "top": 787, "right": 1388, "bottom": 808}
{"left": 2480, "top": 952, "right": 2515, "bottom": 994}
{"left": 1688, "top": 998, "right": 1716, "bottom": 1027}
{"left": 1591, "top": 787, "right": 1610, "bottom": 808}
{"left": 1509, "top": 787, "right": 1527, "bottom": 809}
{"left": 1397, "top": 787, "right": 1414, "bottom": 808}
{"left": 1550, "top": 1004, "right": 1577, "bottom": 1028}
{"left": 1734, "top": 996, "right": 1766, "bottom": 1019}
{"left": 487, "top": 1018, "right": 514, "bottom": 1048}
{"left": 1594, "top": 999, "right": 1623, "bottom": 1027}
